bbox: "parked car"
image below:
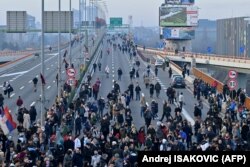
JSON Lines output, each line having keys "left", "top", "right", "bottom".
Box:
{"left": 172, "top": 76, "right": 186, "bottom": 88}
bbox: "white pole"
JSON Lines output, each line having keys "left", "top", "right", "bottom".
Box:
{"left": 58, "top": 0, "right": 61, "bottom": 98}
{"left": 69, "top": 0, "right": 72, "bottom": 66}
{"left": 41, "top": 0, "right": 45, "bottom": 127}
{"left": 79, "top": 0, "right": 82, "bottom": 67}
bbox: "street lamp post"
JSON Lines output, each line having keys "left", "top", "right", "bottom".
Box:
{"left": 69, "top": 0, "right": 72, "bottom": 66}
{"left": 58, "top": 0, "right": 61, "bottom": 98}
{"left": 40, "top": 0, "right": 45, "bottom": 127}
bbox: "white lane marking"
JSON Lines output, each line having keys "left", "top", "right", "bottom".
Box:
{"left": 29, "top": 80, "right": 32, "bottom": 83}
{"left": 36, "top": 75, "right": 38, "bottom": 77}
{"left": 137, "top": 51, "right": 195, "bottom": 125}
{"left": 112, "top": 75, "right": 115, "bottom": 77}
{"left": 62, "top": 71, "right": 65, "bottom": 73}
{"left": 53, "top": 80, "right": 56, "bottom": 83}
{"left": 51, "top": 64, "right": 54, "bottom": 67}
{"left": 47, "top": 68, "right": 50, "bottom": 70}
{"left": 9, "top": 80, "right": 14, "bottom": 82}
{"left": 0, "top": 85, "right": 2, "bottom": 88}
{"left": 10, "top": 93, "right": 15, "bottom": 97}
{"left": 47, "top": 86, "right": 51, "bottom": 89}
{"left": 40, "top": 94, "right": 42, "bottom": 97}
{"left": 0, "top": 70, "right": 29, "bottom": 77}
{"left": 112, "top": 70, "right": 114, "bottom": 73}
{"left": 30, "top": 101, "right": 36, "bottom": 106}
{"left": 20, "top": 86, "right": 24, "bottom": 90}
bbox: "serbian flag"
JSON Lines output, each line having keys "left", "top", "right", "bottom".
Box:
{"left": 40, "top": 73, "right": 46, "bottom": 85}
{"left": 0, "top": 106, "right": 17, "bottom": 135}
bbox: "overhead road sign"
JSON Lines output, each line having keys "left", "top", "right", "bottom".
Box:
{"left": 44, "top": 11, "right": 73, "bottom": 33}
{"left": 7, "top": 11, "right": 27, "bottom": 33}
{"left": 228, "top": 70, "right": 238, "bottom": 79}
{"left": 227, "top": 79, "right": 238, "bottom": 91}
{"left": 110, "top": 17, "right": 123, "bottom": 27}
{"left": 67, "top": 68, "right": 76, "bottom": 77}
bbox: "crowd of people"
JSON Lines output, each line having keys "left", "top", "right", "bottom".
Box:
{"left": 0, "top": 33, "right": 250, "bottom": 167}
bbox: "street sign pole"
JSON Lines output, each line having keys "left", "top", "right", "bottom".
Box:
{"left": 69, "top": 0, "right": 72, "bottom": 66}
{"left": 40, "top": 0, "right": 45, "bottom": 127}
{"left": 58, "top": 0, "right": 61, "bottom": 98}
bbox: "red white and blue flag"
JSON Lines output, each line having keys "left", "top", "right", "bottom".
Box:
{"left": 0, "top": 106, "right": 17, "bottom": 135}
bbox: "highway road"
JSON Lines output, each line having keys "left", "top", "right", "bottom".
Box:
{"left": 88, "top": 36, "right": 209, "bottom": 129}
{"left": 0, "top": 38, "right": 98, "bottom": 123}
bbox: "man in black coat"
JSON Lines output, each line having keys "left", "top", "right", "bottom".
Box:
{"left": 72, "top": 148, "right": 83, "bottom": 167}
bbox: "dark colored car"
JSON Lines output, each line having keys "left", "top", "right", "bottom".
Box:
{"left": 172, "top": 77, "right": 186, "bottom": 88}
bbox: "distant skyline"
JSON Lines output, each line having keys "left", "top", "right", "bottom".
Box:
{"left": 0, "top": 0, "right": 250, "bottom": 26}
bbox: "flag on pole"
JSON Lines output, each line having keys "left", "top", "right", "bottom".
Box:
{"left": 40, "top": 73, "right": 46, "bottom": 85}
{"left": 0, "top": 106, "right": 17, "bottom": 135}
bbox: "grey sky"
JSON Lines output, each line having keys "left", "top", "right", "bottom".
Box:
{"left": 0, "top": 0, "right": 250, "bottom": 26}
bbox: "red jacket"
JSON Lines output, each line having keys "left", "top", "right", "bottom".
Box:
{"left": 137, "top": 131, "right": 145, "bottom": 144}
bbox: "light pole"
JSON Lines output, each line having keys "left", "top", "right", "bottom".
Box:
{"left": 58, "top": 0, "right": 61, "bottom": 98}
{"left": 79, "top": 0, "right": 83, "bottom": 68}
{"left": 40, "top": 0, "right": 45, "bottom": 126}
{"left": 69, "top": 0, "right": 72, "bottom": 66}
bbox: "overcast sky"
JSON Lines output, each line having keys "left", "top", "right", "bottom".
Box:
{"left": 0, "top": 0, "right": 250, "bottom": 26}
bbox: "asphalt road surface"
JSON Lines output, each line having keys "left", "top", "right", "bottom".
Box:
{"left": 88, "top": 37, "right": 209, "bottom": 129}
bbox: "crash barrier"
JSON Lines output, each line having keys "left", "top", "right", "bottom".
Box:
{"left": 70, "top": 32, "right": 106, "bottom": 103}
{"left": 137, "top": 46, "right": 250, "bottom": 64}
{"left": 192, "top": 67, "right": 250, "bottom": 110}
{"left": 138, "top": 48, "right": 250, "bottom": 111}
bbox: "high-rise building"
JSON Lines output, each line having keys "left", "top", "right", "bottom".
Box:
{"left": 217, "top": 17, "right": 250, "bottom": 58}
{"left": 26, "top": 14, "right": 36, "bottom": 29}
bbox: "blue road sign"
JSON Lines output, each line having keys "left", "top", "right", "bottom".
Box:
{"left": 207, "top": 47, "right": 212, "bottom": 53}
{"left": 240, "top": 46, "right": 245, "bottom": 54}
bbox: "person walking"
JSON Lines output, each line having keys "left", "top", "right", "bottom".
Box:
{"left": 140, "top": 94, "right": 146, "bottom": 117}
{"left": 154, "top": 66, "right": 158, "bottom": 77}
{"left": 149, "top": 82, "right": 155, "bottom": 98}
{"left": 144, "top": 106, "right": 152, "bottom": 129}
{"left": 135, "top": 83, "right": 141, "bottom": 101}
{"left": 105, "top": 65, "right": 110, "bottom": 78}
{"left": 160, "top": 101, "right": 172, "bottom": 122}
{"left": 117, "top": 67, "right": 123, "bottom": 81}
{"left": 32, "top": 77, "right": 38, "bottom": 92}
{"left": 23, "top": 110, "right": 30, "bottom": 130}
{"left": 178, "top": 92, "right": 184, "bottom": 109}
{"left": 98, "top": 62, "right": 102, "bottom": 71}
{"left": 16, "top": 96, "right": 23, "bottom": 109}
{"left": 128, "top": 82, "right": 134, "bottom": 100}
{"left": 168, "top": 67, "right": 172, "bottom": 78}
{"left": 155, "top": 82, "right": 161, "bottom": 98}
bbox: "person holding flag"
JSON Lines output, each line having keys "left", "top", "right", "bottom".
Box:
{"left": 0, "top": 106, "right": 17, "bottom": 135}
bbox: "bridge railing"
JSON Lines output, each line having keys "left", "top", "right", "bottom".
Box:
{"left": 137, "top": 46, "right": 250, "bottom": 65}
{"left": 138, "top": 46, "right": 250, "bottom": 111}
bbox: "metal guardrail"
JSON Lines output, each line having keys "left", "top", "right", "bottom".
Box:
{"left": 137, "top": 46, "right": 250, "bottom": 65}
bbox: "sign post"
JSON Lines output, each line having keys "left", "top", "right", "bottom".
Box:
{"left": 228, "top": 70, "right": 238, "bottom": 79}
{"left": 67, "top": 68, "right": 76, "bottom": 77}
{"left": 227, "top": 70, "right": 238, "bottom": 100}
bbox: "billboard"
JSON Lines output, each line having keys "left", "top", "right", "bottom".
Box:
{"left": 162, "top": 27, "right": 195, "bottom": 39}
{"left": 110, "top": 17, "right": 122, "bottom": 26}
{"left": 44, "top": 11, "right": 73, "bottom": 33}
{"left": 165, "top": 0, "right": 195, "bottom": 4}
{"left": 7, "top": 11, "right": 27, "bottom": 33}
{"left": 159, "top": 6, "right": 198, "bottom": 26}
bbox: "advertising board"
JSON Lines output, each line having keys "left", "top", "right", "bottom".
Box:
{"left": 159, "top": 6, "right": 198, "bottom": 26}
{"left": 165, "top": 0, "right": 195, "bottom": 5}
{"left": 162, "top": 27, "right": 195, "bottom": 39}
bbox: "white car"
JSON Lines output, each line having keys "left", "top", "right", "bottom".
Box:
{"left": 171, "top": 74, "right": 182, "bottom": 82}
{"left": 155, "top": 59, "right": 164, "bottom": 68}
